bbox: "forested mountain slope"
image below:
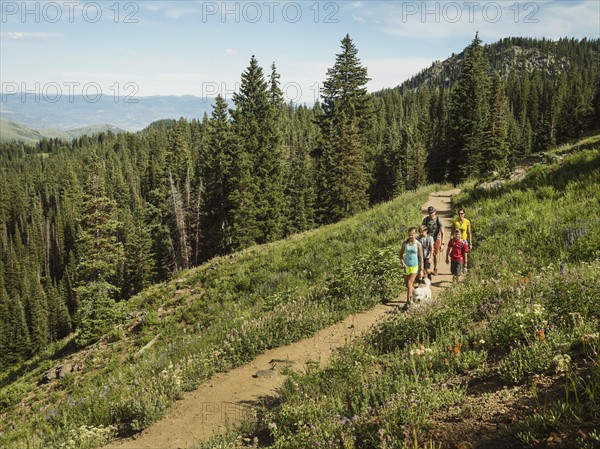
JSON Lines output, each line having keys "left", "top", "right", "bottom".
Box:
{"left": 0, "top": 35, "right": 598, "bottom": 377}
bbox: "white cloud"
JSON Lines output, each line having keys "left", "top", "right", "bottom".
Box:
{"left": 141, "top": 2, "right": 165, "bottom": 12}
{"left": 533, "top": 1, "right": 600, "bottom": 38}
{"left": 352, "top": 14, "right": 366, "bottom": 23}
{"left": 141, "top": 1, "right": 198, "bottom": 19}
{"left": 366, "top": 1, "right": 600, "bottom": 41}
{"left": 224, "top": 49, "right": 237, "bottom": 55}
{"left": 165, "top": 9, "right": 186, "bottom": 19}
{"left": 1, "top": 32, "right": 24, "bottom": 40}
{"left": 0, "top": 32, "right": 63, "bottom": 41}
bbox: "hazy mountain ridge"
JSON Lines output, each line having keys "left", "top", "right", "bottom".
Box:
{"left": 0, "top": 118, "right": 125, "bottom": 144}
{"left": 393, "top": 37, "right": 600, "bottom": 91}
{"left": 0, "top": 94, "right": 215, "bottom": 133}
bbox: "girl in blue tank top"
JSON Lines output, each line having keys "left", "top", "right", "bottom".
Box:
{"left": 404, "top": 239, "right": 419, "bottom": 268}
{"left": 399, "top": 227, "right": 424, "bottom": 311}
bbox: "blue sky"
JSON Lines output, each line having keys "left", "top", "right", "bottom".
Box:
{"left": 1, "top": 1, "right": 599, "bottom": 104}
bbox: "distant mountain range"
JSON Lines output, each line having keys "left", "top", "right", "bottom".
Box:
{"left": 2, "top": 37, "right": 597, "bottom": 145}
{"left": 0, "top": 119, "right": 126, "bottom": 145}
{"left": 0, "top": 94, "right": 215, "bottom": 133}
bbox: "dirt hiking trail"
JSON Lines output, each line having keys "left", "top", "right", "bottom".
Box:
{"left": 103, "top": 188, "right": 461, "bottom": 449}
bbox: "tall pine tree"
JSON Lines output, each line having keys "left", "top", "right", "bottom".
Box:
{"left": 316, "top": 34, "right": 373, "bottom": 222}
{"left": 483, "top": 72, "right": 510, "bottom": 175}
{"left": 448, "top": 33, "right": 491, "bottom": 181}
{"left": 122, "top": 210, "right": 155, "bottom": 298}
{"left": 202, "top": 95, "right": 233, "bottom": 257}
{"left": 229, "top": 56, "right": 286, "bottom": 248}
{"left": 74, "top": 154, "right": 124, "bottom": 346}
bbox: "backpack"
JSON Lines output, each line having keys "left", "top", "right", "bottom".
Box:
{"left": 423, "top": 216, "right": 442, "bottom": 240}
{"left": 417, "top": 236, "right": 432, "bottom": 259}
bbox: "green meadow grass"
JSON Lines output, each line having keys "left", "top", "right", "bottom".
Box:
{"left": 198, "top": 135, "right": 600, "bottom": 448}
{"left": 0, "top": 183, "right": 442, "bottom": 449}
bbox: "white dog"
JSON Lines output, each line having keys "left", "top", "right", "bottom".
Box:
{"left": 413, "top": 278, "right": 432, "bottom": 303}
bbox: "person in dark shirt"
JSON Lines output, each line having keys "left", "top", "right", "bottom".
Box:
{"left": 422, "top": 206, "right": 444, "bottom": 276}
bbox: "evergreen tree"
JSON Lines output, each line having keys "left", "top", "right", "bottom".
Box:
{"left": 168, "top": 118, "right": 192, "bottom": 187}
{"left": 0, "top": 176, "right": 7, "bottom": 243}
{"left": 230, "top": 56, "right": 286, "bottom": 248}
{"left": 5, "top": 293, "right": 31, "bottom": 362}
{"left": 401, "top": 125, "right": 427, "bottom": 190}
{"left": 374, "top": 120, "right": 403, "bottom": 200}
{"left": 25, "top": 273, "right": 49, "bottom": 353}
{"left": 591, "top": 76, "right": 600, "bottom": 129}
{"left": 145, "top": 133, "right": 176, "bottom": 280}
{"left": 557, "top": 73, "right": 586, "bottom": 143}
{"left": 4, "top": 234, "right": 24, "bottom": 299}
{"left": 283, "top": 105, "right": 317, "bottom": 233}
{"left": 0, "top": 271, "right": 10, "bottom": 367}
{"left": 533, "top": 84, "right": 557, "bottom": 152}
{"left": 262, "top": 62, "right": 287, "bottom": 241}
{"left": 43, "top": 276, "right": 71, "bottom": 343}
{"left": 327, "top": 114, "right": 369, "bottom": 218}
{"left": 225, "top": 138, "right": 256, "bottom": 250}
{"left": 412, "top": 88, "right": 434, "bottom": 187}
{"left": 527, "top": 70, "right": 541, "bottom": 127}
{"left": 316, "top": 34, "right": 373, "bottom": 222}
{"left": 556, "top": 87, "right": 580, "bottom": 143}
{"left": 448, "top": 33, "right": 491, "bottom": 181}
{"left": 483, "top": 72, "right": 510, "bottom": 175}
{"left": 285, "top": 139, "right": 316, "bottom": 233}
{"left": 166, "top": 119, "right": 193, "bottom": 270}
{"left": 122, "top": 210, "right": 155, "bottom": 298}
{"left": 202, "top": 96, "right": 233, "bottom": 257}
{"left": 189, "top": 118, "right": 206, "bottom": 266}
{"left": 429, "top": 87, "right": 450, "bottom": 182}
{"left": 74, "top": 155, "right": 124, "bottom": 346}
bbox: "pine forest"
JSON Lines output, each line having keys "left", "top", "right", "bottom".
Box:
{"left": 0, "top": 35, "right": 599, "bottom": 366}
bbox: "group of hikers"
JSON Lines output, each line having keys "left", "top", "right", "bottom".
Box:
{"left": 398, "top": 205, "right": 473, "bottom": 310}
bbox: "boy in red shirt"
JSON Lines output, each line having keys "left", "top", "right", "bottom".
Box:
{"left": 445, "top": 228, "right": 469, "bottom": 282}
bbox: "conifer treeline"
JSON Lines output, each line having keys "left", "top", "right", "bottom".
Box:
{"left": 1, "top": 35, "right": 599, "bottom": 364}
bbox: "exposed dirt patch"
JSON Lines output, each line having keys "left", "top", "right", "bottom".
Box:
{"left": 423, "top": 366, "right": 600, "bottom": 449}
{"left": 424, "top": 356, "right": 600, "bottom": 449}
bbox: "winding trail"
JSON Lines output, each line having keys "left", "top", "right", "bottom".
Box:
{"left": 103, "top": 188, "right": 461, "bottom": 449}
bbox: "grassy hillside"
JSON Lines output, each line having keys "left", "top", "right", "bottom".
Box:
{"left": 3, "top": 133, "right": 598, "bottom": 449}
{"left": 199, "top": 135, "right": 600, "bottom": 448}
{"left": 0, "top": 119, "right": 44, "bottom": 144}
{"left": 38, "top": 124, "right": 125, "bottom": 140}
{"left": 0, "top": 185, "right": 440, "bottom": 449}
{"left": 0, "top": 118, "right": 124, "bottom": 144}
